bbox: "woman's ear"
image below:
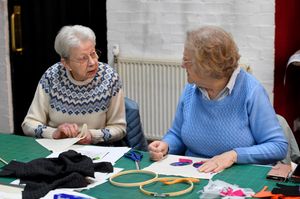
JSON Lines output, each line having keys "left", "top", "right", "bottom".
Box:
{"left": 61, "top": 58, "right": 72, "bottom": 71}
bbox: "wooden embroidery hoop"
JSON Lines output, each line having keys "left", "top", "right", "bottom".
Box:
{"left": 139, "top": 177, "right": 197, "bottom": 197}
{"left": 109, "top": 170, "right": 158, "bottom": 187}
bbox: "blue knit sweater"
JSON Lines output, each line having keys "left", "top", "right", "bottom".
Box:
{"left": 163, "top": 69, "right": 288, "bottom": 164}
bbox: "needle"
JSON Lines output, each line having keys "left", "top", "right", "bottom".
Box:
{"left": 0, "top": 157, "right": 8, "bottom": 165}
{"left": 93, "top": 152, "right": 109, "bottom": 161}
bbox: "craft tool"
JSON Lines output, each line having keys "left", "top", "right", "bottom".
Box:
{"left": 124, "top": 150, "right": 143, "bottom": 170}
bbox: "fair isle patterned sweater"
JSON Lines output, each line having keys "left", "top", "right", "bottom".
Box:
{"left": 22, "top": 62, "right": 126, "bottom": 144}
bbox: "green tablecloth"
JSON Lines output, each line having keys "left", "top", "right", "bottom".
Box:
{"left": 0, "top": 134, "right": 295, "bottom": 198}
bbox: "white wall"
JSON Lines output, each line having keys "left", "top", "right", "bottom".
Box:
{"left": 107, "top": 0, "right": 275, "bottom": 101}
{"left": 0, "top": 0, "right": 275, "bottom": 134}
{"left": 0, "top": 0, "right": 14, "bottom": 133}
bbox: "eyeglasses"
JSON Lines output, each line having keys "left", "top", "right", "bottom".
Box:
{"left": 182, "top": 59, "right": 193, "bottom": 67}
{"left": 68, "top": 49, "right": 101, "bottom": 65}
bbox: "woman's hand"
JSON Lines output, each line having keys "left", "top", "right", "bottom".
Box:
{"left": 53, "top": 123, "right": 79, "bottom": 139}
{"left": 77, "top": 130, "right": 92, "bottom": 145}
{"left": 198, "top": 150, "right": 237, "bottom": 173}
{"left": 148, "top": 141, "right": 169, "bottom": 161}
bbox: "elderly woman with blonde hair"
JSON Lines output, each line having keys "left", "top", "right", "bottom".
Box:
{"left": 149, "top": 25, "right": 288, "bottom": 172}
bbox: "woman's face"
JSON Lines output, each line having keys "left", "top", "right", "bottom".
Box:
{"left": 181, "top": 48, "right": 220, "bottom": 90}
{"left": 62, "top": 40, "right": 99, "bottom": 81}
{"left": 182, "top": 48, "right": 200, "bottom": 85}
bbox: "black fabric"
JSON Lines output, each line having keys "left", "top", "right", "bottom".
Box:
{"left": 271, "top": 183, "right": 300, "bottom": 196}
{"left": 0, "top": 150, "right": 113, "bottom": 199}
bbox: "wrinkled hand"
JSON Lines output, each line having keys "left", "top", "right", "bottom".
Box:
{"left": 148, "top": 141, "right": 169, "bottom": 161}
{"left": 53, "top": 123, "right": 79, "bottom": 139}
{"left": 77, "top": 130, "right": 92, "bottom": 145}
{"left": 198, "top": 150, "right": 237, "bottom": 173}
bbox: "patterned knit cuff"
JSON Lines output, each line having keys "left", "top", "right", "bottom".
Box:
{"left": 34, "top": 125, "right": 47, "bottom": 138}
{"left": 102, "top": 129, "right": 112, "bottom": 143}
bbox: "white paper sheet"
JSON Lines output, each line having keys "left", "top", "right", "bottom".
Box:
{"left": 0, "top": 183, "right": 23, "bottom": 199}
{"left": 73, "top": 145, "right": 130, "bottom": 164}
{"left": 41, "top": 189, "right": 96, "bottom": 199}
{"left": 143, "top": 154, "right": 218, "bottom": 179}
{"left": 47, "top": 145, "right": 131, "bottom": 165}
{"left": 36, "top": 138, "right": 80, "bottom": 153}
{"left": 0, "top": 192, "right": 22, "bottom": 199}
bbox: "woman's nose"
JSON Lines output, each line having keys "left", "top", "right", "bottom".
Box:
{"left": 88, "top": 56, "right": 96, "bottom": 65}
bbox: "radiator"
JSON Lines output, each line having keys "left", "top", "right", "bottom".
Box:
{"left": 117, "top": 58, "right": 186, "bottom": 140}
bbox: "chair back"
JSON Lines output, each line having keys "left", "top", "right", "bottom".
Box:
{"left": 277, "top": 114, "right": 300, "bottom": 164}
{"left": 123, "top": 97, "right": 148, "bottom": 151}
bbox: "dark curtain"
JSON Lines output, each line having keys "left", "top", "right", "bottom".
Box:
{"left": 274, "top": 0, "right": 300, "bottom": 142}
{"left": 8, "top": 0, "right": 107, "bottom": 134}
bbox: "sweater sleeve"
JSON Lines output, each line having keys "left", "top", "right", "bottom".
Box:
{"left": 90, "top": 89, "right": 126, "bottom": 144}
{"left": 162, "top": 86, "right": 187, "bottom": 155}
{"left": 234, "top": 85, "right": 288, "bottom": 164}
{"left": 22, "top": 84, "right": 56, "bottom": 138}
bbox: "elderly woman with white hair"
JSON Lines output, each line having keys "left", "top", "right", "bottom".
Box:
{"left": 22, "top": 25, "right": 126, "bottom": 145}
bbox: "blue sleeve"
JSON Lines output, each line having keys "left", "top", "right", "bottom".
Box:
{"left": 162, "top": 86, "right": 188, "bottom": 155}
{"left": 234, "top": 84, "right": 288, "bottom": 164}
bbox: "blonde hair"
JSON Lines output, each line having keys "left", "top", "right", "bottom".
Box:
{"left": 185, "top": 26, "right": 240, "bottom": 79}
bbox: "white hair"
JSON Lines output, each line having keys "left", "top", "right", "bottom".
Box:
{"left": 54, "top": 25, "right": 96, "bottom": 58}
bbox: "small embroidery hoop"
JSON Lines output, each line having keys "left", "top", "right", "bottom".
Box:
{"left": 109, "top": 170, "right": 158, "bottom": 187}
{"left": 139, "top": 177, "right": 195, "bottom": 197}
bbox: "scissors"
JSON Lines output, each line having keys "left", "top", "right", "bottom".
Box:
{"left": 124, "top": 150, "right": 143, "bottom": 170}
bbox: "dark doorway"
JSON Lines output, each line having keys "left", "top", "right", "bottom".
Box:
{"left": 274, "top": 0, "right": 300, "bottom": 144}
{"left": 8, "top": 0, "right": 107, "bottom": 135}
